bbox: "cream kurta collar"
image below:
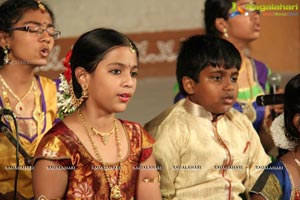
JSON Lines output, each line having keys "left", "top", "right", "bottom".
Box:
{"left": 183, "top": 97, "right": 225, "bottom": 122}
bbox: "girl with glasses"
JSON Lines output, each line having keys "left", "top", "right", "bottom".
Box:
{"left": 0, "top": 0, "right": 60, "bottom": 199}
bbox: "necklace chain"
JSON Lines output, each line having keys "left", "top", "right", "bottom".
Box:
{"left": 91, "top": 120, "right": 117, "bottom": 145}
{"left": 1, "top": 76, "right": 44, "bottom": 137}
{"left": 0, "top": 74, "right": 35, "bottom": 115}
{"left": 0, "top": 74, "right": 35, "bottom": 102}
{"left": 78, "top": 109, "right": 123, "bottom": 199}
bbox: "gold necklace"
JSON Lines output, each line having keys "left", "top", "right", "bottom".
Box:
{"left": 1, "top": 78, "right": 44, "bottom": 138}
{"left": 91, "top": 120, "right": 117, "bottom": 145}
{"left": 78, "top": 109, "right": 123, "bottom": 200}
{"left": 0, "top": 74, "right": 34, "bottom": 116}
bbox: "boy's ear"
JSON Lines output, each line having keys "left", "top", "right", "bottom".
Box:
{"left": 74, "top": 67, "right": 89, "bottom": 86}
{"left": 182, "top": 76, "right": 195, "bottom": 95}
{"left": 215, "top": 18, "right": 228, "bottom": 33}
{"left": 293, "top": 114, "right": 300, "bottom": 132}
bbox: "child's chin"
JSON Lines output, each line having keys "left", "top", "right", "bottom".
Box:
{"left": 115, "top": 107, "right": 128, "bottom": 113}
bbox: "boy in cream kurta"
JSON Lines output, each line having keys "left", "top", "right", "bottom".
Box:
{"left": 144, "top": 35, "right": 271, "bottom": 200}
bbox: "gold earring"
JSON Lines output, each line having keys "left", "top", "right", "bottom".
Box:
{"left": 69, "top": 81, "right": 89, "bottom": 109}
{"left": 81, "top": 85, "right": 89, "bottom": 99}
{"left": 3, "top": 45, "right": 11, "bottom": 65}
{"left": 223, "top": 28, "right": 229, "bottom": 38}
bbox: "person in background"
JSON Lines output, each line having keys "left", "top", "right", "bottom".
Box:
{"left": 205, "top": 0, "right": 281, "bottom": 155}
{"left": 0, "top": 0, "right": 60, "bottom": 199}
{"left": 174, "top": 0, "right": 279, "bottom": 155}
{"left": 251, "top": 73, "right": 300, "bottom": 200}
{"left": 32, "top": 28, "right": 162, "bottom": 200}
{"left": 145, "top": 34, "right": 270, "bottom": 199}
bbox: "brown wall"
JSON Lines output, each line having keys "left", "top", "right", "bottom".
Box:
{"left": 251, "top": 0, "right": 299, "bottom": 73}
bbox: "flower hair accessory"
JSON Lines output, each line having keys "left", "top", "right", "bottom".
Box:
{"left": 270, "top": 113, "right": 297, "bottom": 150}
{"left": 57, "top": 50, "right": 76, "bottom": 119}
{"left": 62, "top": 50, "right": 72, "bottom": 83}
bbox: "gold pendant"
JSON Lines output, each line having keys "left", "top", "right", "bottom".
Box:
{"left": 15, "top": 101, "right": 25, "bottom": 115}
{"left": 102, "top": 135, "right": 109, "bottom": 145}
{"left": 242, "top": 103, "right": 257, "bottom": 122}
{"left": 110, "top": 185, "right": 123, "bottom": 199}
{"left": 91, "top": 127, "right": 114, "bottom": 145}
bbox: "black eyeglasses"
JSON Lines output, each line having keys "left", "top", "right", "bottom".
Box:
{"left": 8, "top": 26, "right": 61, "bottom": 39}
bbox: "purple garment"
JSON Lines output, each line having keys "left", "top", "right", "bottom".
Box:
{"left": 254, "top": 59, "right": 269, "bottom": 90}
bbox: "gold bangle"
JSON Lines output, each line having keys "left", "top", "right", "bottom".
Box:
{"left": 143, "top": 172, "right": 161, "bottom": 183}
{"left": 37, "top": 195, "right": 62, "bottom": 200}
{"left": 37, "top": 195, "right": 48, "bottom": 200}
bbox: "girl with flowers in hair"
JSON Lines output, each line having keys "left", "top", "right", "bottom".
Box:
{"left": 0, "top": 0, "right": 60, "bottom": 199}
{"left": 251, "top": 74, "right": 300, "bottom": 200}
{"left": 32, "top": 28, "right": 162, "bottom": 200}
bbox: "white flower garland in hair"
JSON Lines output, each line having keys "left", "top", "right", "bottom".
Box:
{"left": 56, "top": 50, "right": 76, "bottom": 119}
{"left": 270, "top": 113, "right": 297, "bottom": 150}
{"left": 57, "top": 74, "right": 76, "bottom": 119}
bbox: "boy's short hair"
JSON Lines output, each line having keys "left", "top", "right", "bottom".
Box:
{"left": 176, "top": 34, "right": 241, "bottom": 96}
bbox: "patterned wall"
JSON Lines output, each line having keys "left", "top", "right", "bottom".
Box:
{"left": 37, "top": 0, "right": 299, "bottom": 80}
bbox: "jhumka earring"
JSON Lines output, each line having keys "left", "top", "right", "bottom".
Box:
{"left": 3, "top": 45, "right": 11, "bottom": 65}
{"left": 81, "top": 85, "right": 89, "bottom": 99}
{"left": 223, "top": 28, "right": 229, "bottom": 39}
{"left": 70, "top": 82, "right": 89, "bottom": 109}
